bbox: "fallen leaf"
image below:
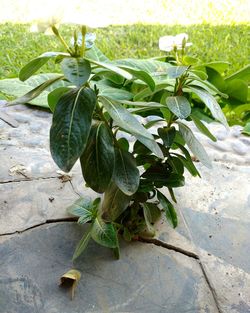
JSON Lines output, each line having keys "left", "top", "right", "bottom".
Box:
{"left": 59, "top": 269, "right": 81, "bottom": 300}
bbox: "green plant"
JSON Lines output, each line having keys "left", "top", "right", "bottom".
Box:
{"left": 8, "top": 26, "right": 230, "bottom": 260}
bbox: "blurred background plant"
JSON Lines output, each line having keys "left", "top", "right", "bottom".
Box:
{"left": 0, "top": 0, "right": 249, "bottom": 129}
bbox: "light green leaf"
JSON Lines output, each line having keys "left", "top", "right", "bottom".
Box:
{"left": 80, "top": 121, "right": 115, "bottom": 193}
{"left": 73, "top": 225, "right": 92, "bottom": 260}
{"left": 178, "top": 122, "right": 212, "bottom": 168}
{"left": 166, "top": 66, "right": 188, "bottom": 79}
{"left": 91, "top": 217, "right": 118, "bottom": 248}
{"left": 19, "top": 52, "right": 69, "bottom": 81}
{"left": 50, "top": 87, "right": 96, "bottom": 172}
{"left": 142, "top": 202, "right": 156, "bottom": 236}
{"left": 166, "top": 96, "right": 191, "bottom": 119}
{"left": 113, "top": 148, "right": 139, "bottom": 195}
{"left": 91, "top": 82, "right": 133, "bottom": 101}
{"left": 61, "top": 58, "right": 91, "bottom": 87}
{"left": 8, "top": 75, "right": 64, "bottom": 106}
{"left": 157, "top": 190, "right": 178, "bottom": 228}
{"left": 102, "top": 183, "right": 131, "bottom": 221}
{"left": 85, "top": 45, "right": 110, "bottom": 62}
{"left": 204, "top": 61, "right": 230, "bottom": 74}
{"left": 225, "top": 64, "right": 250, "bottom": 83}
{"left": 189, "top": 86, "right": 229, "bottom": 128}
{"left": 242, "top": 122, "right": 250, "bottom": 136}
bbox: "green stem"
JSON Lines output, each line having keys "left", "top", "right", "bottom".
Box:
{"left": 52, "top": 25, "right": 73, "bottom": 55}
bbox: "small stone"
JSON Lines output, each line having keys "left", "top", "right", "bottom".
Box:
{"left": 49, "top": 197, "right": 55, "bottom": 202}
{"left": 231, "top": 141, "right": 248, "bottom": 155}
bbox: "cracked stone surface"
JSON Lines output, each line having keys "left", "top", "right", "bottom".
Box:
{"left": 0, "top": 223, "right": 219, "bottom": 313}
{"left": 1, "top": 103, "right": 250, "bottom": 312}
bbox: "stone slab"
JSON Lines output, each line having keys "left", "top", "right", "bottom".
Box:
{"left": 0, "top": 222, "right": 219, "bottom": 313}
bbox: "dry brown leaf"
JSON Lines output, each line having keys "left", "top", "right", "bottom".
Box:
{"left": 59, "top": 269, "right": 81, "bottom": 300}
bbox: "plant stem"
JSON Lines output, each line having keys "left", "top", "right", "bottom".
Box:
{"left": 51, "top": 25, "right": 73, "bottom": 55}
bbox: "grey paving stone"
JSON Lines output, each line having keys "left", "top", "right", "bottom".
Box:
{"left": 0, "top": 223, "right": 219, "bottom": 313}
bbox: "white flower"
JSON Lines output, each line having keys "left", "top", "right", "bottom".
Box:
{"left": 159, "top": 33, "right": 192, "bottom": 52}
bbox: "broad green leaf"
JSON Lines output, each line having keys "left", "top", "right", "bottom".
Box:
{"left": 206, "top": 67, "right": 226, "bottom": 92}
{"left": 117, "top": 138, "right": 130, "bottom": 151}
{"left": 117, "top": 65, "right": 155, "bottom": 91}
{"left": 133, "top": 140, "right": 152, "bottom": 155}
{"left": 85, "top": 57, "right": 132, "bottom": 80}
{"left": 19, "top": 52, "right": 69, "bottom": 81}
{"left": 48, "top": 86, "right": 72, "bottom": 112}
{"left": 91, "top": 217, "right": 118, "bottom": 248}
{"left": 189, "top": 86, "right": 229, "bottom": 128}
{"left": 158, "top": 127, "right": 176, "bottom": 147}
{"left": 187, "top": 78, "right": 228, "bottom": 98}
{"left": 172, "top": 152, "right": 200, "bottom": 177}
{"left": 102, "top": 183, "right": 131, "bottom": 221}
{"left": 166, "top": 96, "right": 191, "bottom": 119}
{"left": 61, "top": 58, "right": 91, "bottom": 87}
{"left": 100, "top": 96, "right": 163, "bottom": 158}
{"left": 113, "top": 148, "right": 139, "bottom": 195}
{"left": 73, "top": 225, "right": 92, "bottom": 260}
{"left": 225, "top": 64, "right": 250, "bottom": 83}
{"left": 166, "top": 66, "right": 188, "bottom": 79}
{"left": 8, "top": 75, "right": 64, "bottom": 106}
{"left": 225, "top": 79, "right": 248, "bottom": 103}
{"left": 190, "top": 114, "right": 217, "bottom": 142}
{"left": 204, "top": 61, "right": 230, "bottom": 74}
{"left": 91, "top": 82, "right": 133, "bottom": 101}
{"left": 168, "top": 156, "right": 184, "bottom": 175}
{"left": 178, "top": 122, "right": 212, "bottom": 168}
{"left": 0, "top": 73, "right": 70, "bottom": 108}
{"left": 133, "top": 83, "right": 169, "bottom": 101}
{"left": 85, "top": 45, "right": 110, "bottom": 62}
{"left": 142, "top": 202, "right": 156, "bottom": 236}
{"left": 189, "top": 70, "right": 208, "bottom": 80}
{"left": 80, "top": 121, "right": 115, "bottom": 193}
{"left": 182, "top": 56, "right": 199, "bottom": 65}
{"left": 50, "top": 87, "right": 96, "bottom": 172}
{"left": 157, "top": 190, "right": 178, "bottom": 228}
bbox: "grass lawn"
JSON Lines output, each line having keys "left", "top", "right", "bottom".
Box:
{"left": 0, "top": 23, "right": 249, "bottom": 79}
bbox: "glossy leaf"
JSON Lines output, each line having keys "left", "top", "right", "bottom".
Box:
{"left": 158, "top": 127, "right": 176, "bottom": 147}
{"left": 190, "top": 114, "right": 217, "bottom": 142}
{"left": 61, "top": 58, "right": 91, "bottom": 87}
{"left": 19, "top": 52, "right": 69, "bottom": 81}
{"left": 189, "top": 86, "right": 229, "bottom": 128}
{"left": 102, "top": 183, "right": 131, "bottom": 221}
{"left": 157, "top": 190, "right": 178, "bottom": 228}
{"left": 0, "top": 73, "right": 70, "bottom": 108}
{"left": 91, "top": 217, "right": 118, "bottom": 248}
{"left": 178, "top": 122, "right": 212, "bottom": 168}
{"left": 85, "top": 57, "right": 132, "bottom": 80}
{"left": 166, "top": 96, "right": 191, "bottom": 119}
{"left": 166, "top": 66, "right": 188, "bottom": 79}
{"left": 100, "top": 96, "right": 163, "bottom": 158}
{"left": 48, "top": 86, "right": 71, "bottom": 112}
{"left": 113, "top": 148, "right": 140, "bottom": 195}
{"left": 80, "top": 121, "right": 115, "bottom": 193}
{"left": 8, "top": 75, "right": 64, "bottom": 106}
{"left": 73, "top": 225, "right": 92, "bottom": 260}
{"left": 50, "top": 87, "right": 96, "bottom": 172}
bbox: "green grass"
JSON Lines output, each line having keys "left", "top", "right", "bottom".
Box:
{"left": 0, "top": 23, "right": 249, "bottom": 79}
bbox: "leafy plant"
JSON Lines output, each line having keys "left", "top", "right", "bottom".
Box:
{"left": 7, "top": 26, "right": 230, "bottom": 260}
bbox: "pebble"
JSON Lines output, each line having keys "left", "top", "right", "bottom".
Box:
{"left": 231, "top": 141, "right": 248, "bottom": 155}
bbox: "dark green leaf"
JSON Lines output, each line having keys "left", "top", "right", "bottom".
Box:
{"left": 100, "top": 97, "right": 163, "bottom": 158}
{"left": 102, "top": 183, "right": 131, "bottom": 221}
{"left": 48, "top": 86, "right": 71, "bottom": 112}
{"left": 19, "top": 52, "right": 69, "bottom": 81}
{"left": 190, "top": 114, "right": 217, "bottom": 142}
{"left": 172, "top": 153, "right": 200, "bottom": 177}
{"left": 85, "top": 57, "right": 132, "bottom": 80}
{"left": 80, "top": 121, "right": 114, "bottom": 193}
{"left": 134, "top": 140, "right": 152, "bottom": 155}
{"left": 189, "top": 86, "right": 228, "bottom": 128}
{"left": 73, "top": 224, "right": 92, "bottom": 260}
{"left": 157, "top": 190, "right": 178, "bottom": 228}
{"left": 50, "top": 87, "right": 96, "bottom": 172}
{"left": 169, "top": 157, "right": 184, "bottom": 175}
{"left": 225, "top": 79, "right": 248, "bottom": 103}
{"left": 8, "top": 75, "right": 64, "bottom": 106}
{"left": 166, "top": 96, "right": 191, "bottom": 119}
{"left": 113, "top": 149, "right": 139, "bottom": 195}
{"left": 117, "top": 138, "right": 130, "bottom": 151}
{"left": 158, "top": 127, "right": 176, "bottom": 147}
{"left": 178, "top": 122, "right": 212, "bottom": 168}
{"left": 61, "top": 58, "right": 91, "bottom": 87}
{"left": 91, "top": 217, "right": 118, "bottom": 248}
